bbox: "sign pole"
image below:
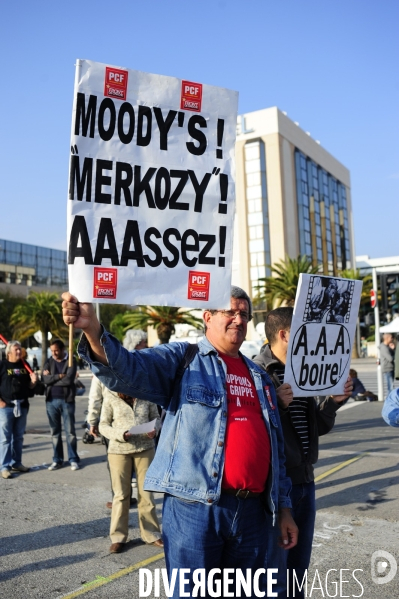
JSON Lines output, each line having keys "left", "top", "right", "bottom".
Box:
{"left": 68, "top": 59, "right": 83, "bottom": 369}
{"left": 68, "top": 324, "right": 73, "bottom": 368}
{"left": 372, "top": 267, "right": 384, "bottom": 401}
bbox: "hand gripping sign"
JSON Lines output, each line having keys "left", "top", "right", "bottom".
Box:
{"left": 284, "top": 274, "right": 363, "bottom": 396}
{"left": 67, "top": 60, "right": 238, "bottom": 308}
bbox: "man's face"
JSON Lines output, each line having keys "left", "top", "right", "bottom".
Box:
{"left": 50, "top": 344, "right": 65, "bottom": 361}
{"left": 203, "top": 297, "right": 249, "bottom": 356}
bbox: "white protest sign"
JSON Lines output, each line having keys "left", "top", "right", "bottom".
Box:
{"left": 67, "top": 59, "right": 238, "bottom": 307}
{"left": 284, "top": 274, "right": 362, "bottom": 396}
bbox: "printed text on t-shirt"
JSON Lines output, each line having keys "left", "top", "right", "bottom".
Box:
{"left": 226, "top": 373, "right": 254, "bottom": 399}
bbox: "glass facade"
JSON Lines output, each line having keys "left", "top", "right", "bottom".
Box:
{"left": 244, "top": 140, "right": 271, "bottom": 296}
{"left": 0, "top": 239, "right": 67, "bottom": 287}
{"left": 295, "top": 150, "right": 350, "bottom": 274}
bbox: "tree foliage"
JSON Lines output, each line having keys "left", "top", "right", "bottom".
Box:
{"left": 255, "top": 255, "right": 320, "bottom": 309}
{"left": 10, "top": 292, "right": 67, "bottom": 369}
{"left": 99, "top": 304, "right": 133, "bottom": 334}
{"left": 0, "top": 291, "right": 25, "bottom": 341}
{"left": 109, "top": 312, "right": 130, "bottom": 342}
{"left": 113, "top": 306, "right": 203, "bottom": 344}
{"left": 339, "top": 268, "right": 372, "bottom": 305}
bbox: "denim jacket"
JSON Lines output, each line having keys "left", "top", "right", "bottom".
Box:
{"left": 78, "top": 331, "right": 292, "bottom": 520}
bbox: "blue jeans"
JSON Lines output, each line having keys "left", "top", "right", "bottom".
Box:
{"left": 267, "top": 481, "right": 316, "bottom": 599}
{"left": 162, "top": 493, "right": 270, "bottom": 599}
{"left": 384, "top": 371, "right": 394, "bottom": 394}
{"left": 0, "top": 406, "right": 28, "bottom": 470}
{"left": 45, "top": 399, "right": 79, "bottom": 464}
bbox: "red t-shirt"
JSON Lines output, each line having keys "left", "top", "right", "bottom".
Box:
{"left": 220, "top": 353, "right": 271, "bottom": 493}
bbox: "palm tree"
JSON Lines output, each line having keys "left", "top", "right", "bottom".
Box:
{"left": 255, "top": 255, "right": 320, "bottom": 309}
{"left": 109, "top": 312, "right": 131, "bottom": 342}
{"left": 10, "top": 292, "right": 67, "bottom": 369}
{"left": 339, "top": 268, "right": 372, "bottom": 306}
{"left": 114, "top": 306, "right": 203, "bottom": 344}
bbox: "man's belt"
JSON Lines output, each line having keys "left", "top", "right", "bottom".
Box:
{"left": 222, "top": 488, "right": 261, "bottom": 499}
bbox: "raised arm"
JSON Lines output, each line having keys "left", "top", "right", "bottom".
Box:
{"left": 62, "top": 292, "right": 188, "bottom": 409}
{"left": 62, "top": 292, "right": 106, "bottom": 364}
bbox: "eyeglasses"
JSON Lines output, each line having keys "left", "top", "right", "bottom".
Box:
{"left": 211, "top": 309, "right": 252, "bottom": 322}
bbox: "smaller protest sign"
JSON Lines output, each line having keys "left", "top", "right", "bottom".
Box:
{"left": 284, "top": 274, "right": 362, "bottom": 397}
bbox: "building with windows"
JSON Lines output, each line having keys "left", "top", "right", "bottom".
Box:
{"left": 232, "top": 108, "right": 355, "bottom": 309}
{"left": 0, "top": 239, "right": 67, "bottom": 296}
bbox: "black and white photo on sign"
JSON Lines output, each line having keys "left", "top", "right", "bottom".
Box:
{"left": 304, "top": 276, "right": 354, "bottom": 324}
{"left": 284, "top": 274, "right": 362, "bottom": 397}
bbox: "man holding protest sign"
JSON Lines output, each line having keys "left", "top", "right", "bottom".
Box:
{"left": 254, "top": 306, "right": 353, "bottom": 598}
{"left": 62, "top": 286, "right": 297, "bottom": 597}
{"left": 64, "top": 60, "right": 297, "bottom": 595}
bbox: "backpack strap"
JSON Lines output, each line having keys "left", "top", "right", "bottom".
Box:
{"left": 169, "top": 344, "right": 199, "bottom": 414}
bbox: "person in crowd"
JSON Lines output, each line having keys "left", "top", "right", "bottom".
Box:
{"left": 382, "top": 388, "right": 399, "bottom": 427}
{"left": 74, "top": 373, "right": 86, "bottom": 396}
{"left": 349, "top": 369, "right": 377, "bottom": 401}
{"left": 0, "top": 341, "right": 41, "bottom": 478}
{"left": 124, "top": 329, "right": 164, "bottom": 427}
{"left": 360, "top": 337, "right": 367, "bottom": 359}
{"left": 32, "top": 355, "right": 39, "bottom": 372}
{"left": 253, "top": 307, "right": 352, "bottom": 599}
{"left": 62, "top": 286, "right": 297, "bottom": 597}
{"left": 88, "top": 376, "right": 139, "bottom": 509}
{"left": 87, "top": 329, "right": 147, "bottom": 510}
{"left": 42, "top": 339, "right": 80, "bottom": 471}
{"left": 123, "top": 330, "right": 148, "bottom": 352}
{"left": 379, "top": 333, "right": 395, "bottom": 393}
{"left": 99, "top": 387, "right": 162, "bottom": 553}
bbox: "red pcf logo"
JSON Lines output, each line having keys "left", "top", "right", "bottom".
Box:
{"left": 104, "top": 67, "right": 128, "bottom": 101}
{"left": 93, "top": 267, "right": 118, "bottom": 300}
{"left": 180, "top": 80, "right": 203, "bottom": 112}
{"left": 188, "top": 271, "right": 210, "bottom": 301}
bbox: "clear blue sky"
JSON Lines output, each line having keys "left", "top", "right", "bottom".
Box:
{"left": 1, "top": 0, "right": 397, "bottom": 260}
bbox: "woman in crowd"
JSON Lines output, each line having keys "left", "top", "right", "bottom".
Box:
{"left": 100, "top": 391, "right": 163, "bottom": 553}
{"left": 99, "top": 330, "right": 163, "bottom": 553}
{"left": 0, "top": 341, "right": 41, "bottom": 478}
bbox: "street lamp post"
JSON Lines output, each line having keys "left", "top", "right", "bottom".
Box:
{"left": 372, "top": 267, "right": 384, "bottom": 401}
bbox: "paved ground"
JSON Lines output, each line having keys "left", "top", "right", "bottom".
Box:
{"left": 0, "top": 363, "right": 398, "bottom": 598}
